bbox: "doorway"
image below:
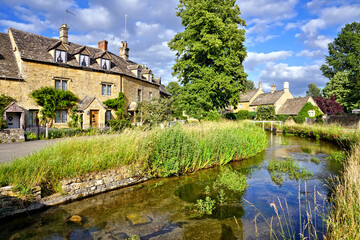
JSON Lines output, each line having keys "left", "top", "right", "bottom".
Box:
{"left": 90, "top": 110, "right": 99, "bottom": 128}
{"left": 6, "top": 112, "right": 21, "bottom": 128}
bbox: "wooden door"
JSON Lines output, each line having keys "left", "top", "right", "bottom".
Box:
{"left": 6, "top": 112, "right": 20, "bottom": 128}
{"left": 90, "top": 110, "right": 99, "bottom": 128}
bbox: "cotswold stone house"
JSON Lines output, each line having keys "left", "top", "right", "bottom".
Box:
{"left": 0, "top": 24, "right": 167, "bottom": 129}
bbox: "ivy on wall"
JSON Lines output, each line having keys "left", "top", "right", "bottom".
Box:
{"left": 293, "top": 102, "right": 322, "bottom": 124}
{"left": 0, "top": 94, "right": 14, "bottom": 130}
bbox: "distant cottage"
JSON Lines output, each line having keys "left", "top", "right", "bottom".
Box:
{"left": 0, "top": 24, "right": 171, "bottom": 129}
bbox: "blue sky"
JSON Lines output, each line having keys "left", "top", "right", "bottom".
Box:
{"left": 1, "top": 0, "right": 359, "bottom": 96}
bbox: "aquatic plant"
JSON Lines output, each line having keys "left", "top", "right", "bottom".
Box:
{"left": 326, "top": 151, "right": 347, "bottom": 162}
{"left": 213, "top": 167, "right": 248, "bottom": 193}
{"left": 310, "top": 157, "right": 321, "bottom": 164}
{"left": 217, "top": 189, "right": 227, "bottom": 206}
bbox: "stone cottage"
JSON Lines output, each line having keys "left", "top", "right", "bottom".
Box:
{"left": 0, "top": 24, "right": 165, "bottom": 129}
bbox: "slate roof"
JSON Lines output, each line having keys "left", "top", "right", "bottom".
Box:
{"left": 160, "top": 85, "right": 172, "bottom": 97}
{"left": 239, "top": 89, "right": 258, "bottom": 102}
{"left": 0, "top": 33, "right": 22, "bottom": 80}
{"left": 250, "top": 90, "right": 285, "bottom": 106}
{"left": 277, "top": 96, "right": 311, "bottom": 115}
{"left": 7, "top": 28, "right": 160, "bottom": 86}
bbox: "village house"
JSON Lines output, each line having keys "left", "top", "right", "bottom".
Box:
{"left": 277, "top": 96, "right": 322, "bottom": 116}
{"left": 233, "top": 82, "right": 264, "bottom": 112}
{"left": 0, "top": 24, "right": 168, "bottom": 129}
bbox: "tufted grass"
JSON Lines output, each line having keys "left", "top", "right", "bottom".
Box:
{"left": 0, "top": 121, "right": 267, "bottom": 196}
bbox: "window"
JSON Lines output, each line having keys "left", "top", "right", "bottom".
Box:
{"left": 239, "top": 104, "right": 243, "bottom": 109}
{"left": 149, "top": 92, "right": 152, "bottom": 101}
{"left": 101, "top": 58, "right": 110, "bottom": 70}
{"left": 308, "top": 110, "right": 315, "bottom": 117}
{"left": 55, "top": 110, "right": 67, "bottom": 123}
{"left": 137, "top": 89, "right": 142, "bottom": 102}
{"left": 102, "top": 84, "right": 112, "bottom": 95}
{"left": 149, "top": 75, "right": 152, "bottom": 82}
{"left": 80, "top": 54, "right": 90, "bottom": 67}
{"left": 105, "top": 110, "right": 111, "bottom": 124}
{"left": 55, "top": 50, "right": 66, "bottom": 63}
{"left": 28, "top": 110, "right": 38, "bottom": 127}
{"left": 137, "top": 70, "right": 141, "bottom": 79}
{"left": 55, "top": 79, "right": 68, "bottom": 91}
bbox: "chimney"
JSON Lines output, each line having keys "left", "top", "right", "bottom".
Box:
{"left": 271, "top": 84, "right": 276, "bottom": 93}
{"left": 120, "top": 41, "right": 129, "bottom": 60}
{"left": 258, "top": 82, "right": 262, "bottom": 90}
{"left": 283, "top": 81, "right": 289, "bottom": 91}
{"left": 98, "top": 40, "right": 108, "bottom": 51}
{"left": 59, "top": 24, "right": 69, "bottom": 44}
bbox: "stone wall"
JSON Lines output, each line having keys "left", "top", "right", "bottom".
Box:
{"left": 326, "top": 115, "right": 360, "bottom": 129}
{"left": 0, "top": 167, "right": 150, "bottom": 219}
{"left": 0, "top": 128, "right": 25, "bottom": 143}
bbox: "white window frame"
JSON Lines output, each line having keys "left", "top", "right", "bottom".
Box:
{"left": 101, "top": 58, "right": 110, "bottom": 70}
{"left": 55, "top": 49, "right": 66, "bottom": 63}
{"left": 80, "top": 54, "right": 90, "bottom": 67}
{"left": 102, "top": 84, "right": 112, "bottom": 96}
{"left": 308, "top": 110, "right": 315, "bottom": 117}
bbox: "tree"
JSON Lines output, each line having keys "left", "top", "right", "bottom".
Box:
{"left": 165, "top": 82, "right": 184, "bottom": 119}
{"left": 137, "top": 98, "right": 173, "bottom": 126}
{"left": 245, "top": 80, "right": 255, "bottom": 90}
{"left": 168, "top": 0, "right": 247, "bottom": 117}
{"left": 255, "top": 106, "right": 276, "bottom": 120}
{"left": 306, "top": 83, "right": 322, "bottom": 97}
{"left": 321, "top": 22, "right": 360, "bottom": 112}
{"left": 31, "top": 87, "right": 78, "bottom": 126}
{"left": 0, "top": 94, "right": 14, "bottom": 130}
{"left": 314, "top": 95, "right": 344, "bottom": 115}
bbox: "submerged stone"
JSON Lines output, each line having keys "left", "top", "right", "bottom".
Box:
{"left": 69, "top": 215, "right": 82, "bottom": 222}
{"left": 126, "top": 213, "right": 151, "bottom": 225}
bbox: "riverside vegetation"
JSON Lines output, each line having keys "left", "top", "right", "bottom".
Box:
{"left": 0, "top": 121, "right": 267, "bottom": 197}
{"left": 281, "top": 123, "right": 360, "bottom": 239}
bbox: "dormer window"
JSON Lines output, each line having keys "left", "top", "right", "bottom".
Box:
{"left": 101, "top": 59, "right": 110, "bottom": 70}
{"left": 55, "top": 49, "right": 66, "bottom": 63}
{"left": 149, "top": 75, "right": 152, "bottom": 82}
{"left": 80, "top": 54, "right": 89, "bottom": 67}
{"left": 137, "top": 70, "right": 141, "bottom": 79}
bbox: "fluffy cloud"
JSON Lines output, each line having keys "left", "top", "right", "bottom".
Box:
{"left": 244, "top": 51, "right": 293, "bottom": 70}
{"left": 296, "top": 49, "right": 325, "bottom": 58}
{"left": 258, "top": 62, "right": 328, "bottom": 96}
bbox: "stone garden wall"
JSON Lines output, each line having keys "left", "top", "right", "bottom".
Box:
{"left": 326, "top": 115, "right": 360, "bottom": 129}
{"left": 0, "top": 128, "right": 25, "bottom": 143}
{"left": 0, "top": 166, "right": 150, "bottom": 219}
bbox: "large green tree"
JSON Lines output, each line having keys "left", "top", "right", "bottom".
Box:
{"left": 306, "top": 83, "right": 322, "bottom": 97}
{"left": 168, "top": 0, "right": 247, "bottom": 117}
{"left": 320, "top": 22, "right": 360, "bottom": 112}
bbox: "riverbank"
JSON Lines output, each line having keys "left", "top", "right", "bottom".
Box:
{"left": 0, "top": 121, "right": 267, "bottom": 218}
{"left": 280, "top": 123, "right": 360, "bottom": 239}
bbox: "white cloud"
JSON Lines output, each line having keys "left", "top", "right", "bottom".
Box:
{"left": 296, "top": 49, "right": 325, "bottom": 58}
{"left": 244, "top": 51, "right": 293, "bottom": 70}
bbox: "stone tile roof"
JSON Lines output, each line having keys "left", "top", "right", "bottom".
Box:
{"left": 77, "top": 96, "right": 96, "bottom": 111}
{"left": 250, "top": 90, "right": 285, "bottom": 106}
{"left": 277, "top": 96, "right": 310, "bottom": 115}
{"left": 0, "top": 33, "right": 22, "bottom": 80}
{"left": 8, "top": 28, "right": 160, "bottom": 86}
{"left": 160, "top": 85, "right": 172, "bottom": 97}
{"left": 240, "top": 89, "right": 258, "bottom": 102}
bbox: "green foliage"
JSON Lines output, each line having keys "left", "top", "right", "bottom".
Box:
{"left": 236, "top": 110, "right": 249, "bottom": 120}
{"left": 293, "top": 102, "right": 322, "bottom": 124}
{"left": 214, "top": 167, "right": 248, "bottom": 192}
{"left": 256, "top": 106, "right": 276, "bottom": 120}
{"left": 137, "top": 98, "right": 173, "bottom": 125}
{"left": 310, "top": 157, "right": 321, "bottom": 164}
{"left": 103, "top": 92, "right": 126, "bottom": 119}
{"left": 306, "top": 83, "right": 322, "bottom": 97}
{"left": 166, "top": 82, "right": 184, "bottom": 118}
{"left": 321, "top": 22, "right": 360, "bottom": 112}
{"left": 30, "top": 87, "right": 78, "bottom": 126}
{"left": 224, "top": 112, "right": 237, "bottom": 120}
{"left": 326, "top": 151, "right": 347, "bottom": 162}
{"left": 106, "top": 119, "right": 131, "bottom": 131}
{"left": 276, "top": 114, "right": 290, "bottom": 123}
{"left": 268, "top": 157, "right": 313, "bottom": 185}
{"left": 67, "top": 107, "right": 82, "bottom": 128}
{"left": 203, "top": 110, "right": 222, "bottom": 121}
{"left": 0, "top": 94, "right": 13, "bottom": 130}
{"left": 168, "top": 0, "right": 247, "bottom": 116}
{"left": 245, "top": 80, "right": 255, "bottom": 90}
{"left": 196, "top": 196, "right": 216, "bottom": 215}
{"left": 248, "top": 111, "right": 256, "bottom": 119}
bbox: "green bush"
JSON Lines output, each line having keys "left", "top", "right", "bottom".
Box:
{"left": 256, "top": 106, "right": 276, "bottom": 120}
{"left": 276, "top": 114, "right": 290, "bottom": 123}
{"left": 236, "top": 110, "right": 249, "bottom": 120}
{"left": 203, "top": 110, "right": 221, "bottom": 121}
{"left": 248, "top": 111, "right": 256, "bottom": 119}
{"left": 224, "top": 112, "right": 237, "bottom": 120}
{"left": 107, "top": 119, "right": 131, "bottom": 131}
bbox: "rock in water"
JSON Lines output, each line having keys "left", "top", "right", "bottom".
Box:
{"left": 126, "top": 213, "right": 151, "bottom": 225}
{"left": 69, "top": 215, "right": 82, "bottom": 222}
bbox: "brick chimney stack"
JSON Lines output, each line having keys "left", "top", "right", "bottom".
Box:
{"left": 59, "top": 24, "right": 69, "bottom": 44}
{"left": 98, "top": 40, "right": 108, "bottom": 51}
{"left": 120, "top": 41, "right": 129, "bottom": 60}
{"left": 271, "top": 84, "right": 276, "bottom": 93}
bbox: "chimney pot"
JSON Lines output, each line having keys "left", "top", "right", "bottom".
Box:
{"left": 120, "top": 41, "right": 129, "bottom": 60}
{"left": 271, "top": 84, "right": 276, "bottom": 93}
{"left": 98, "top": 40, "right": 108, "bottom": 51}
{"left": 59, "top": 24, "right": 69, "bottom": 44}
{"left": 258, "top": 82, "right": 262, "bottom": 90}
{"left": 284, "top": 82, "right": 289, "bottom": 91}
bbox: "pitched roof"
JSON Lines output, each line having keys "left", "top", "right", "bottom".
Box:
{"left": 160, "top": 85, "right": 172, "bottom": 97}
{"left": 0, "top": 33, "right": 22, "bottom": 80}
{"left": 277, "top": 96, "right": 311, "bottom": 115}
{"left": 8, "top": 28, "right": 160, "bottom": 86}
{"left": 250, "top": 90, "right": 285, "bottom": 106}
{"left": 240, "top": 89, "right": 258, "bottom": 102}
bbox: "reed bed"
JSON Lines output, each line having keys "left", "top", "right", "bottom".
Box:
{"left": 0, "top": 121, "right": 267, "bottom": 196}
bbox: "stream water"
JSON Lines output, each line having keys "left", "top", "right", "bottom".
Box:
{"left": 0, "top": 134, "right": 342, "bottom": 240}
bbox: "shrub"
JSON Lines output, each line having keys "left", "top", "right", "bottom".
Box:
{"left": 236, "top": 110, "right": 249, "bottom": 120}
{"left": 106, "top": 119, "right": 131, "bottom": 131}
{"left": 224, "top": 112, "right": 237, "bottom": 120}
{"left": 276, "top": 114, "right": 289, "bottom": 123}
{"left": 256, "top": 106, "right": 276, "bottom": 120}
{"left": 203, "top": 110, "right": 222, "bottom": 121}
{"left": 248, "top": 111, "right": 256, "bottom": 119}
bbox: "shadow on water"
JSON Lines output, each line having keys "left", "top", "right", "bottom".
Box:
{"left": 0, "top": 133, "right": 342, "bottom": 240}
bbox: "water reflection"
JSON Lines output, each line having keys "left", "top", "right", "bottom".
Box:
{"left": 0, "top": 134, "right": 341, "bottom": 240}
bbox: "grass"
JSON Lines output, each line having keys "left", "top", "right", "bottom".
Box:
{"left": 0, "top": 121, "right": 267, "bottom": 196}
{"left": 267, "top": 157, "right": 313, "bottom": 185}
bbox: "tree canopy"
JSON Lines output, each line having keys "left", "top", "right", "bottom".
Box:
{"left": 168, "top": 0, "right": 247, "bottom": 117}
{"left": 321, "top": 22, "right": 360, "bottom": 112}
{"left": 245, "top": 80, "right": 255, "bottom": 90}
{"left": 306, "top": 83, "right": 322, "bottom": 97}
{"left": 31, "top": 87, "right": 78, "bottom": 126}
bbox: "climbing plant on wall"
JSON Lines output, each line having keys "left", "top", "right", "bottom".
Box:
{"left": 293, "top": 102, "right": 323, "bottom": 124}
{"left": 0, "top": 94, "right": 14, "bottom": 130}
